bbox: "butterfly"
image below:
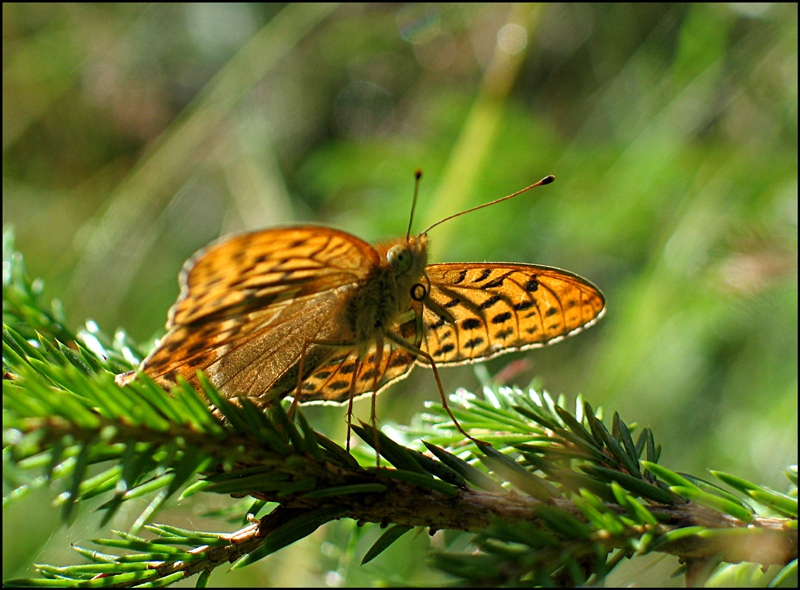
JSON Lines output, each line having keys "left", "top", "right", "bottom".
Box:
{"left": 117, "top": 174, "right": 605, "bottom": 443}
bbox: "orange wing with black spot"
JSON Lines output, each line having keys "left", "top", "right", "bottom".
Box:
{"left": 124, "top": 227, "right": 380, "bottom": 401}
{"left": 417, "top": 263, "right": 605, "bottom": 366}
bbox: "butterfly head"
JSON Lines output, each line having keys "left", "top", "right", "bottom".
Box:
{"left": 385, "top": 233, "right": 428, "bottom": 277}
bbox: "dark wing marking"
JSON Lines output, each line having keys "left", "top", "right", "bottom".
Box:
{"left": 298, "top": 337, "right": 417, "bottom": 404}
{"left": 417, "top": 263, "right": 605, "bottom": 366}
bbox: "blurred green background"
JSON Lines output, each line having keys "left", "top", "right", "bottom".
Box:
{"left": 3, "top": 3, "right": 797, "bottom": 586}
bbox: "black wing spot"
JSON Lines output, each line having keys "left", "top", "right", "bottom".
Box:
{"left": 329, "top": 380, "right": 350, "bottom": 391}
{"left": 359, "top": 369, "right": 379, "bottom": 382}
{"left": 429, "top": 315, "right": 447, "bottom": 329}
{"left": 546, "top": 307, "right": 558, "bottom": 317}
{"left": 229, "top": 274, "right": 255, "bottom": 288}
{"left": 388, "top": 353, "right": 412, "bottom": 367}
{"left": 479, "top": 295, "right": 502, "bottom": 309}
{"left": 494, "top": 328, "right": 513, "bottom": 340}
{"left": 340, "top": 363, "right": 356, "bottom": 374}
{"left": 199, "top": 324, "right": 219, "bottom": 338}
{"left": 444, "top": 297, "right": 461, "bottom": 308}
{"left": 187, "top": 340, "right": 207, "bottom": 355}
{"left": 314, "top": 370, "right": 331, "bottom": 379}
{"left": 514, "top": 300, "right": 534, "bottom": 311}
{"left": 302, "top": 383, "right": 316, "bottom": 392}
{"left": 464, "top": 337, "right": 484, "bottom": 349}
{"left": 453, "top": 269, "right": 468, "bottom": 284}
{"left": 163, "top": 341, "right": 181, "bottom": 353}
{"left": 524, "top": 278, "right": 540, "bottom": 292}
{"left": 483, "top": 277, "right": 505, "bottom": 289}
{"left": 433, "top": 343, "right": 455, "bottom": 357}
{"left": 566, "top": 299, "right": 577, "bottom": 308}
{"left": 473, "top": 268, "right": 492, "bottom": 283}
{"left": 491, "top": 311, "right": 512, "bottom": 324}
{"left": 526, "top": 326, "right": 540, "bottom": 334}
{"left": 255, "top": 254, "right": 270, "bottom": 263}
{"left": 461, "top": 318, "right": 482, "bottom": 330}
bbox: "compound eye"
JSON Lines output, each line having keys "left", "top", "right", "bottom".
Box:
{"left": 411, "top": 283, "right": 427, "bottom": 301}
{"left": 387, "top": 244, "right": 412, "bottom": 272}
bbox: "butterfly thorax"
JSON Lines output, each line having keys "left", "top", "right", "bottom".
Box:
{"left": 344, "top": 234, "right": 428, "bottom": 354}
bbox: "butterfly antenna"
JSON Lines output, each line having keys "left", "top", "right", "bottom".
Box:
{"left": 406, "top": 169, "right": 423, "bottom": 241}
{"left": 421, "top": 175, "right": 555, "bottom": 235}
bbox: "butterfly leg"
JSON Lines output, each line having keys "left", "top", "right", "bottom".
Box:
{"left": 291, "top": 337, "right": 369, "bottom": 452}
{"left": 368, "top": 330, "right": 386, "bottom": 465}
{"left": 385, "top": 330, "right": 481, "bottom": 445}
{"left": 344, "top": 355, "right": 364, "bottom": 452}
{"left": 288, "top": 340, "right": 314, "bottom": 419}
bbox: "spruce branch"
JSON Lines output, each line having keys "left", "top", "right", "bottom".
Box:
{"left": 3, "top": 229, "right": 797, "bottom": 587}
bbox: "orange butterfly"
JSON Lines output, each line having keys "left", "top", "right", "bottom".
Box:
{"left": 117, "top": 175, "right": 605, "bottom": 442}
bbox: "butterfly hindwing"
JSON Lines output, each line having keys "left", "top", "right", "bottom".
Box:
{"left": 299, "top": 337, "right": 418, "bottom": 404}
{"left": 418, "top": 263, "right": 605, "bottom": 366}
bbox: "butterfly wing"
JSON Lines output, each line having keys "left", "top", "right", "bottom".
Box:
{"left": 417, "top": 263, "right": 605, "bottom": 365}
{"left": 297, "top": 337, "right": 418, "bottom": 404}
{"left": 170, "top": 226, "right": 379, "bottom": 325}
{"left": 133, "top": 227, "right": 380, "bottom": 401}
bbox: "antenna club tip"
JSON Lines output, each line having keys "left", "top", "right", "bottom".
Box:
{"left": 541, "top": 175, "right": 555, "bottom": 185}
{"left": 415, "top": 168, "right": 422, "bottom": 179}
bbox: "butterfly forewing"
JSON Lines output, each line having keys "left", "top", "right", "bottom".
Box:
{"left": 418, "top": 263, "right": 605, "bottom": 366}
{"left": 133, "top": 227, "right": 379, "bottom": 396}
{"left": 171, "top": 227, "right": 379, "bottom": 325}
